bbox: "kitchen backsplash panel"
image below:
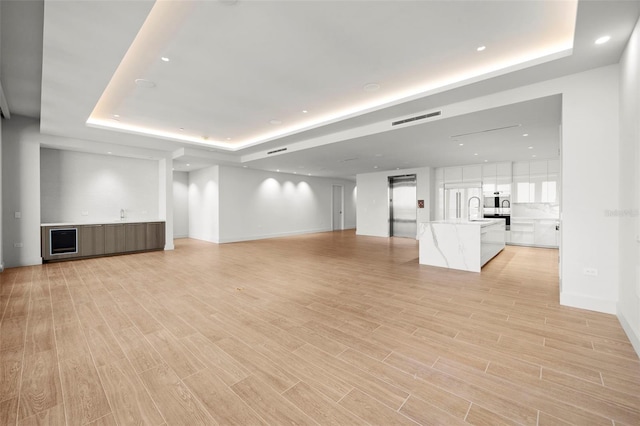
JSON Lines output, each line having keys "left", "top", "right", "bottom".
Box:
{"left": 512, "top": 202, "right": 559, "bottom": 218}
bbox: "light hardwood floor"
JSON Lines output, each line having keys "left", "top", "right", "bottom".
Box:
{"left": 1, "top": 230, "right": 639, "bottom": 425}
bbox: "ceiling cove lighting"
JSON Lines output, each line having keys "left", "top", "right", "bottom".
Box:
{"left": 595, "top": 35, "right": 611, "bottom": 45}
{"left": 88, "top": 1, "right": 576, "bottom": 151}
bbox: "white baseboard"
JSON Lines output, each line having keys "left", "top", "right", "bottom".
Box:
{"left": 617, "top": 307, "right": 640, "bottom": 357}
{"left": 559, "top": 291, "right": 617, "bottom": 315}
{"left": 218, "top": 227, "right": 332, "bottom": 244}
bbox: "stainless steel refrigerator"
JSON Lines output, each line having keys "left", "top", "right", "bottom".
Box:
{"left": 444, "top": 183, "right": 482, "bottom": 221}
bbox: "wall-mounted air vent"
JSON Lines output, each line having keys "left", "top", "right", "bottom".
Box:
{"left": 392, "top": 110, "right": 441, "bottom": 126}
{"left": 267, "top": 147, "right": 287, "bottom": 155}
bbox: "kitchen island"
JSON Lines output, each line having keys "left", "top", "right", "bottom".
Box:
{"left": 418, "top": 218, "right": 505, "bottom": 272}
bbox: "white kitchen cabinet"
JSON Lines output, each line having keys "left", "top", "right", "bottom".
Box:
{"left": 529, "top": 160, "right": 547, "bottom": 203}
{"left": 510, "top": 219, "right": 535, "bottom": 245}
{"left": 512, "top": 161, "right": 529, "bottom": 177}
{"left": 534, "top": 220, "right": 559, "bottom": 247}
{"left": 462, "top": 165, "right": 482, "bottom": 182}
{"left": 512, "top": 160, "right": 560, "bottom": 204}
{"left": 482, "top": 162, "right": 511, "bottom": 195}
{"left": 496, "top": 162, "right": 512, "bottom": 181}
{"left": 482, "top": 163, "right": 497, "bottom": 179}
{"left": 443, "top": 167, "right": 463, "bottom": 183}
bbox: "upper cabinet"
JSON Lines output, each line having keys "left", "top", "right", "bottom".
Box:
{"left": 512, "top": 159, "right": 560, "bottom": 204}
{"left": 443, "top": 165, "right": 483, "bottom": 184}
{"left": 482, "top": 162, "right": 511, "bottom": 194}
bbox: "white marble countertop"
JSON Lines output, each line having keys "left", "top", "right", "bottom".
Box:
{"left": 423, "top": 218, "right": 505, "bottom": 228}
{"left": 41, "top": 219, "right": 164, "bottom": 227}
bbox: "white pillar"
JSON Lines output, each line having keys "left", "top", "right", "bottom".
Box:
{"left": 159, "top": 157, "right": 174, "bottom": 250}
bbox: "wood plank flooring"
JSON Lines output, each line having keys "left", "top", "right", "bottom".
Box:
{"left": 1, "top": 230, "right": 639, "bottom": 425}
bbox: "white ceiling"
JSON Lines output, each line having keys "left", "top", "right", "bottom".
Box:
{"left": 2, "top": 0, "right": 640, "bottom": 178}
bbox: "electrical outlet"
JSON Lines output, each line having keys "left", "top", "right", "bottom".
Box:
{"left": 583, "top": 267, "right": 598, "bottom": 277}
{"left": 14, "top": 242, "right": 23, "bottom": 248}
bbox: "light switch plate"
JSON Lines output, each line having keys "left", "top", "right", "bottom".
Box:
{"left": 583, "top": 267, "right": 598, "bottom": 277}
{"left": 14, "top": 212, "right": 21, "bottom": 219}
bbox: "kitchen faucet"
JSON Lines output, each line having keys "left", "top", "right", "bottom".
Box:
{"left": 468, "top": 196, "right": 481, "bottom": 221}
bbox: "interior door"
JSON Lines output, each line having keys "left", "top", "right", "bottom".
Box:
{"left": 389, "top": 175, "right": 417, "bottom": 238}
{"left": 332, "top": 185, "right": 343, "bottom": 230}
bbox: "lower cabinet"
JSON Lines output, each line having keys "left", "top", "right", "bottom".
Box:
{"left": 509, "top": 219, "right": 558, "bottom": 248}
{"left": 146, "top": 222, "right": 166, "bottom": 250}
{"left": 42, "top": 221, "right": 165, "bottom": 262}
{"left": 105, "top": 224, "right": 126, "bottom": 254}
{"left": 125, "top": 223, "right": 147, "bottom": 252}
{"left": 80, "top": 225, "right": 106, "bottom": 257}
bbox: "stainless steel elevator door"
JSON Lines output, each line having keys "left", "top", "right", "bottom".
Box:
{"left": 389, "top": 175, "right": 417, "bottom": 238}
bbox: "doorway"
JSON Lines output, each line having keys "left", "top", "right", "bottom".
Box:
{"left": 389, "top": 175, "right": 417, "bottom": 238}
{"left": 332, "top": 185, "right": 344, "bottom": 231}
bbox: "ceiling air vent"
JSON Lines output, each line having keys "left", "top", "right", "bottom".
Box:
{"left": 267, "top": 147, "right": 287, "bottom": 155}
{"left": 392, "top": 110, "right": 441, "bottom": 126}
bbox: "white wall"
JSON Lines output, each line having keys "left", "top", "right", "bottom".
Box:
{"left": 356, "top": 167, "right": 432, "bottom": 238}
{"left": 618, "top": 16, "right": 640, "bottom": 354}
{"left": 2, "top": 115, "right": 41, "bottom": 267}
{"left": 40, "top": 148, "right": 159, "bottom": 223}
{"left": 217, "top": 166, "right": 356, "bottom": 243}
{"left": 188, "top": 165, "right": 220, "bottom": 243}
{"left": 173, "top": 171, "right": 189, "bottom": 238}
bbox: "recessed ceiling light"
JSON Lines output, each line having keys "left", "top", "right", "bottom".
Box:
{"left": 363, "top": 83, "right": 380, "bottom": 92}
{"left": 396, "top": 168, "right": 400, "bottom": 170}
{"left": 134, "top": 78, "right": 156, "bottom": 88}
{"left": 107, "top": 151, "right": 112, "bottom": 154}
{"left": 269, "top": 119, "right": 282, "bottom": 125}
{"left": 474, "top": 153, "right": 479, "bottom": 156}
{"left": 532, "top": 155, "right": 537, "bottom": 158}
{"left": 226, "top": 137, "right": 232, "bottom": 141}
{"left": 373, "top": 165, "right": 379, "bottom": 169}
{"left": 595, "top": 35, "right": 611, "bottom": 45}
{"left": 186, "top": 163, "right": 190, "bottom": 166}
{"left": 477, "top": 45, "right": 486, "bottom": 52}
{"left": 276, "top": 169, "right": 280, "bottom": 172}
{"left": 523, "top": 133, "right": 529, "bottom": 137}
{"left": 459, "top": 143, "right": 464, "bottom": 146}
{"left": 243, "top": 165, "right": 247, "bottom": 168}
{"left": 528, "top": 146, "right": 533, "bottom": 149}
{"left": 113, "top": 114, "right": 120, "bottom": 118}
{"left": 161, "top": 56, "right": 170, "bottom": 62}
{"left": 302, "top": 110, "right": 308, "bottom": 114}
{"left": 294, "top": 172, "right": 297, "bottom": 174}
